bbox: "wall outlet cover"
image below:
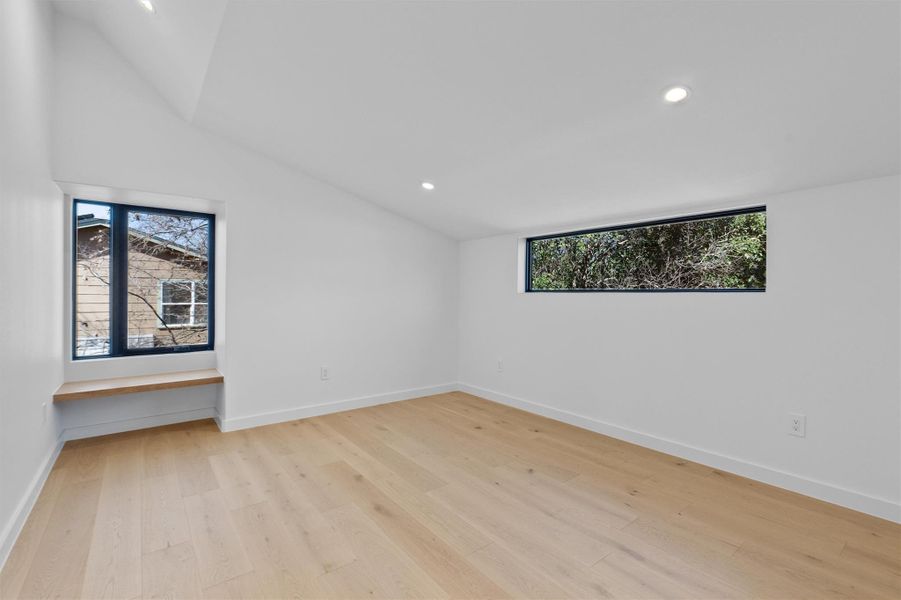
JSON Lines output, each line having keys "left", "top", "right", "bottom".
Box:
{"left": 789, "top": 413, "right": 806, "bottom": 437}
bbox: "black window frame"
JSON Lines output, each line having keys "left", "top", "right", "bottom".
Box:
{"left": 525, "top": 206, "right": 766, "bottom": 293}
{"left": 72, "top": 199, "right": 216, "bottom": 360}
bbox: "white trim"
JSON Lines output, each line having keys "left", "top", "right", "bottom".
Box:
{"left": 61, "top": 407, "right": 220, "bottom": 442}
{"left": 212, "top": 410, "right": 225, "bottom": 431}
{"left": 158, "top": 279, "right": 208, "bottom": 328}
{"left": 457, "top": 383, "right": 901, "bottom": 524}
{"left": 0, "top": 434, "right": 64, "bottom": 570}
{"left": 219, "top": 383, "right": 458, "bottom": 432}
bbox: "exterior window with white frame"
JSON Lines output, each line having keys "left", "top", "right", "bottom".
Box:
{"left": 159, "top": 280, "right": 208, "bottom": 327}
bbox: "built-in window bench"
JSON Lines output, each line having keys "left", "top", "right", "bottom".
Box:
{"left": 53, "top": 368, "right": 223, "bottom": 402}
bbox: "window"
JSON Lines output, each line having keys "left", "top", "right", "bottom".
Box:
{"left": 526, "top": 207, "right": 766, "bottom": 292}
{"left": 73, "top": 200, "right": 215, "bottom": 359}
{"left": 159, "top": 280, "right": 208, "bottom": 327}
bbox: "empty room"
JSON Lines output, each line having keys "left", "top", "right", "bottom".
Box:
{"left": 1, "top": 0, "right": 899, "bottom": 598}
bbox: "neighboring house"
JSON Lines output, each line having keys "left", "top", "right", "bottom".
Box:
{"left": 75, "top": 215, "right": 209, "bottom": 355}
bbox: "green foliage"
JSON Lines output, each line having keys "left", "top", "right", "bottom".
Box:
{"left": 530, "top": 212, "right": 766, "bottom": 290}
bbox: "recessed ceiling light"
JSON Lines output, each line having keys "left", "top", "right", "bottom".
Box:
{"left": 421, "top": 181, "right": 435, "bottom": 191}
{"left": 664, "top": 86, "right": 690, "bottom": 103}
{"left": 138, "top": 0, "right": 155, "bottom": 13}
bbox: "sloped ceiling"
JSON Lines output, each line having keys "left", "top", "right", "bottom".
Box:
{"left": 53, "top": 0, "right": 226, "bottom": 121}
{"left": 52, "top": 0, "right": 900, "bottom": 239}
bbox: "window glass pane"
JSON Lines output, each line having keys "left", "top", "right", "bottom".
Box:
{"left": 74, "top": 202, "right": 112, "bottom": 357}
{"left": 194, "top": 304, "right": 208, "bottom": 324}
{"left": 162, "top": 304, "right": 191, "bottom": 325}
{"left": 127, "top": 210, "right": 210, "bottom": 348}
{"left": 529, "top": 210, "right": 766, "bottom": 291}
{"left": 195, "top": 282, "right": 208, "bottom": 303}
{"left": 162, "top": 281, "right": 192, "bottom": 303}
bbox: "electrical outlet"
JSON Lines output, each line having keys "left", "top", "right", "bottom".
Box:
{"left": 789, "top": 413, "right": 806, "bottom": 437}
{"left": 497, "top": 358, "right": 504, "bottom": 372}
{"left": 320, "top": 366, "right": 329, "bottom": 381}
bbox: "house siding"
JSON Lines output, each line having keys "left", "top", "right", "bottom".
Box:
{"left": 74, "top": 224, "right": 208, "bottom": 355}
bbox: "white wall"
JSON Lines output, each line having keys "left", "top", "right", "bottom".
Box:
{"left": 459, "top": 176, "right": 901, "bottom": 521}
{"left": 2, "top": 10, "right": 894, "bottom": 567}
{"left": 52, "top": 14, "right": 459, "bottom": 431}
{"left": 0, "top": 0, "right": 65, "bottom": 564}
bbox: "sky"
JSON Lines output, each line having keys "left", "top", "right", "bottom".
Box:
{"left": 76, "top": 201, "right": 111, "bottom": 220}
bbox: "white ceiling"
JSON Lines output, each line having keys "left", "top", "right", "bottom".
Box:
{"left": 53, "top": 0, "right": 227, "bottom": 121}
{"left": 52, "top": 0, "right": 900, "bottom": 239}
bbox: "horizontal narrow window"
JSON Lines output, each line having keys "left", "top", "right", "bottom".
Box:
{"left": 526, "top": 207, "right": 766, "bottom": 292}
{"left": 73, "top": 200, "right": 215, "bottom": 359}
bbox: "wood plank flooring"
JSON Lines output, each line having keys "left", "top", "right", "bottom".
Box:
{"left": 2, "top": 392, "right": 899, "bottom": 599}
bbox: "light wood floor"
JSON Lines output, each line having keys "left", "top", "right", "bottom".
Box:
{"left": 2, "top": 393, "right": 899, "bottom": 599}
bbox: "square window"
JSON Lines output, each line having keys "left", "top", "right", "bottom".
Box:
{"left": 73, "top": 200, "right": 215, "bottom": 358}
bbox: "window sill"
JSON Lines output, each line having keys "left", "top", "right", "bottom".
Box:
{"left": 53, "top": 368, "right": 223, "bottom": 402}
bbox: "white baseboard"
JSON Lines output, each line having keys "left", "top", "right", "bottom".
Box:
{"left": 219, "top": 383, "right": 458, "bottom": 432}
{"left": 62, "top": 407, "right": 220, "bottom": 441}
{"left": 0, "top": 434, "right": 64, "bottom": 571}
{"left": 457, "top": 383, "right": 901, "bottom": 524}
{"left": 212, "top": 410, "right": 224, "bottom": 431}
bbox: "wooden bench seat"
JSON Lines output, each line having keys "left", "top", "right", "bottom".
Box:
{"left": 53, "top": 368, "right": 224, "bottom": 402}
